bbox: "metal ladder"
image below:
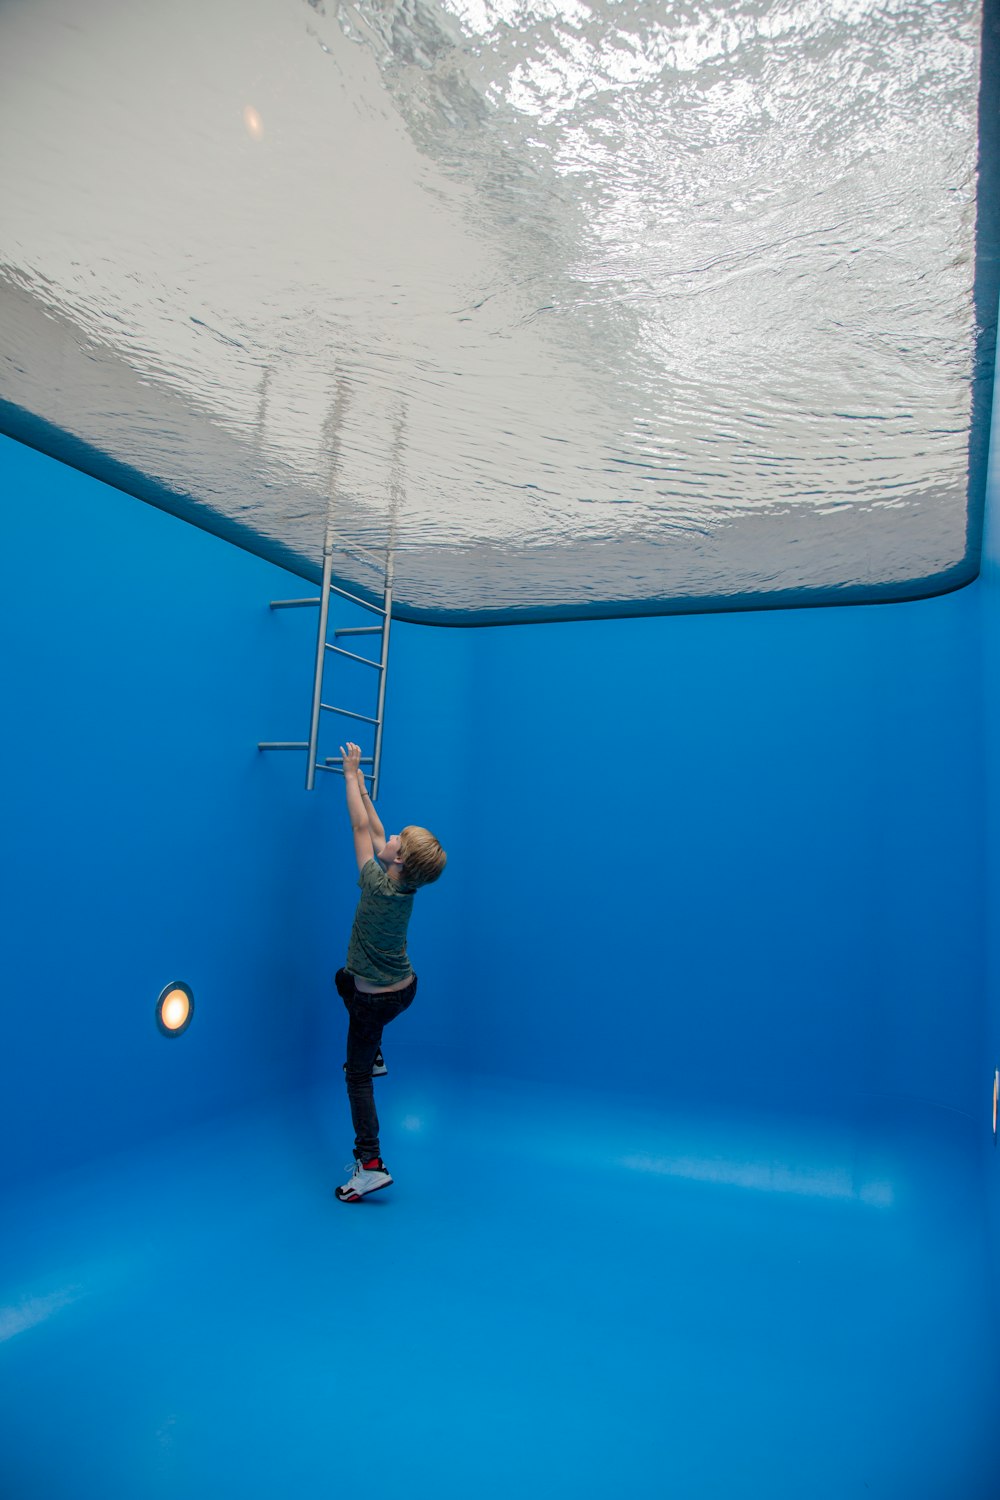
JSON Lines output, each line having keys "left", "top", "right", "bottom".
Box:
{"left": 258, "top": 537, "right": 393, "bottom": 792}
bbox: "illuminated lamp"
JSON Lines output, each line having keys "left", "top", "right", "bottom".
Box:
{"left": 156, "top": 982, "right": 194, "bottom": 1037}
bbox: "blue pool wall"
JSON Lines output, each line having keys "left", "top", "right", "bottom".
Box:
{"left": 0, "top": 434, "right": 342, "bottom": 1188}
{"left": 381, "top": 596, "right": 985, "bottom": 1123}
{"left": 2, "top": 428, "right": 997, "bottom": 1327}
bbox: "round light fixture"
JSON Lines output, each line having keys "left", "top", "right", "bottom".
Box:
{"left": 156, "top": 981, "right": 194, "bottom": 1037}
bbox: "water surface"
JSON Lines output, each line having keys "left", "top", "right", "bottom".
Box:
{"left": 0, "top": 0, "right": 988, "bottom": 617}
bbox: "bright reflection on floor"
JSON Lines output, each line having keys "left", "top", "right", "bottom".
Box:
{"left": 0, "top": 1285, "right": 80, "bottom": 1343}
{"left": 620, "top": 1151, "right": 894, "bottom": 1206}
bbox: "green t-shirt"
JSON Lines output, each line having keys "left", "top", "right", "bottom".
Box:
{"left": 345, "top": 858, "right": 417, "bottom": 986}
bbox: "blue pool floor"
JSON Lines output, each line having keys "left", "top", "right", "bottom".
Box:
{"left": 1, "top": 1069, "right": 997, "bottom": 1500}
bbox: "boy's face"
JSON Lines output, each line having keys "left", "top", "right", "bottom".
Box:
{"left": 378, "top": 833, "right": 403, "bottom": 867}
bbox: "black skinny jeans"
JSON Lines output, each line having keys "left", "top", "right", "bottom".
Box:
{"left": 335, "top": 967, "right": 416, "bottom": 1162}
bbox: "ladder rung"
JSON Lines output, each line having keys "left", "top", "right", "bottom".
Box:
{"left": 328, "top": 583, "right": 386, "bottom": 617}
{"left": 258, "top": 741, "right": 309, "bottom": 750}
{"left": 320, "top": 704, "right": 380, "bottom": 725}
{"left": 269, "top": 598, "right": 320, "bottom": 609}
{"left": 325, "top": 644, "right": 383, "bottom": 670}
{"left": 329, "top": 533, "right": 384, "bottom": 572}
{"left": 334, "top": 627, "right": 382, "bottom": 636}
{"left": 324, "top": 755, "right": 374, "bottom": 765}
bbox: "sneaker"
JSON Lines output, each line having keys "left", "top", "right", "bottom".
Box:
{"left": 335, "top": 1156, "right": 393, "bottom": 1202}
{"left": 342, "top": 1050, "right": 388, "bottom": 1079}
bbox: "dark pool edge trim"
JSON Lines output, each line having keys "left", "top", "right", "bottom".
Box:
{"left": 2, "top": 402, "right": 983, "bottom": 627}
{"left": 0, "top": 400, "right": 316, "bottom": 590}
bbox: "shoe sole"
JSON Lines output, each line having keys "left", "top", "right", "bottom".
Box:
{"left": 336, "top": 1178, "right": 393, "bottom": 1203}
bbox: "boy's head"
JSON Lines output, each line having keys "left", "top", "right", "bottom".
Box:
{"left": 398, "top": 825, "right": 447, "bottom": 888}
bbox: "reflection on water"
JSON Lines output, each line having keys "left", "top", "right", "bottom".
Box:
{"left": 0, "top": 0, "right": 985, "bottom": 617}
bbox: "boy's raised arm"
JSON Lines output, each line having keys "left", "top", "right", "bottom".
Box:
{"left": 341, "top": 742, "right": 374, "bottom": 872}
{"left": 358, "top": 767, "right": 386, "bottom": 848}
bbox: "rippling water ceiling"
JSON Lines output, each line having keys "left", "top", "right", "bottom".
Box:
{"left": 0, "top": 0, "right": 992, "bottom": 619}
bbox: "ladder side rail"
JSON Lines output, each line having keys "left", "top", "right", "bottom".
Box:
{"left": 305, "top": 543, "right": 336, "bottom": 791}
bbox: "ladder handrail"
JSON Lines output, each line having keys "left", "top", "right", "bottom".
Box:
{"left": 261, "top": 539, "right": 394, "bottom": 794}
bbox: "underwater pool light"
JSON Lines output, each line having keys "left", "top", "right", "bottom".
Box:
{"left": 156, "top": 982, "right": 194, "bottom": 1037}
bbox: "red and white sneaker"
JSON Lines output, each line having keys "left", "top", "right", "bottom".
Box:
{"left": 335, "top": 1156, "right": 393, "bottom": 1202}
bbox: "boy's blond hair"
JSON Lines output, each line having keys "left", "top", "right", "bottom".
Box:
{"left": 399, "top": 826, "right": 447, "bottom": 887}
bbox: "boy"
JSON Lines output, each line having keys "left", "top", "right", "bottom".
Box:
{"left": 334, "top": 740, "right": 446, "bottom": 1202}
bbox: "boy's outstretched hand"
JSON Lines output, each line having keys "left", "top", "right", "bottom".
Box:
{"left": 344, "top": 742, "right": 370, "bottom": 797}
